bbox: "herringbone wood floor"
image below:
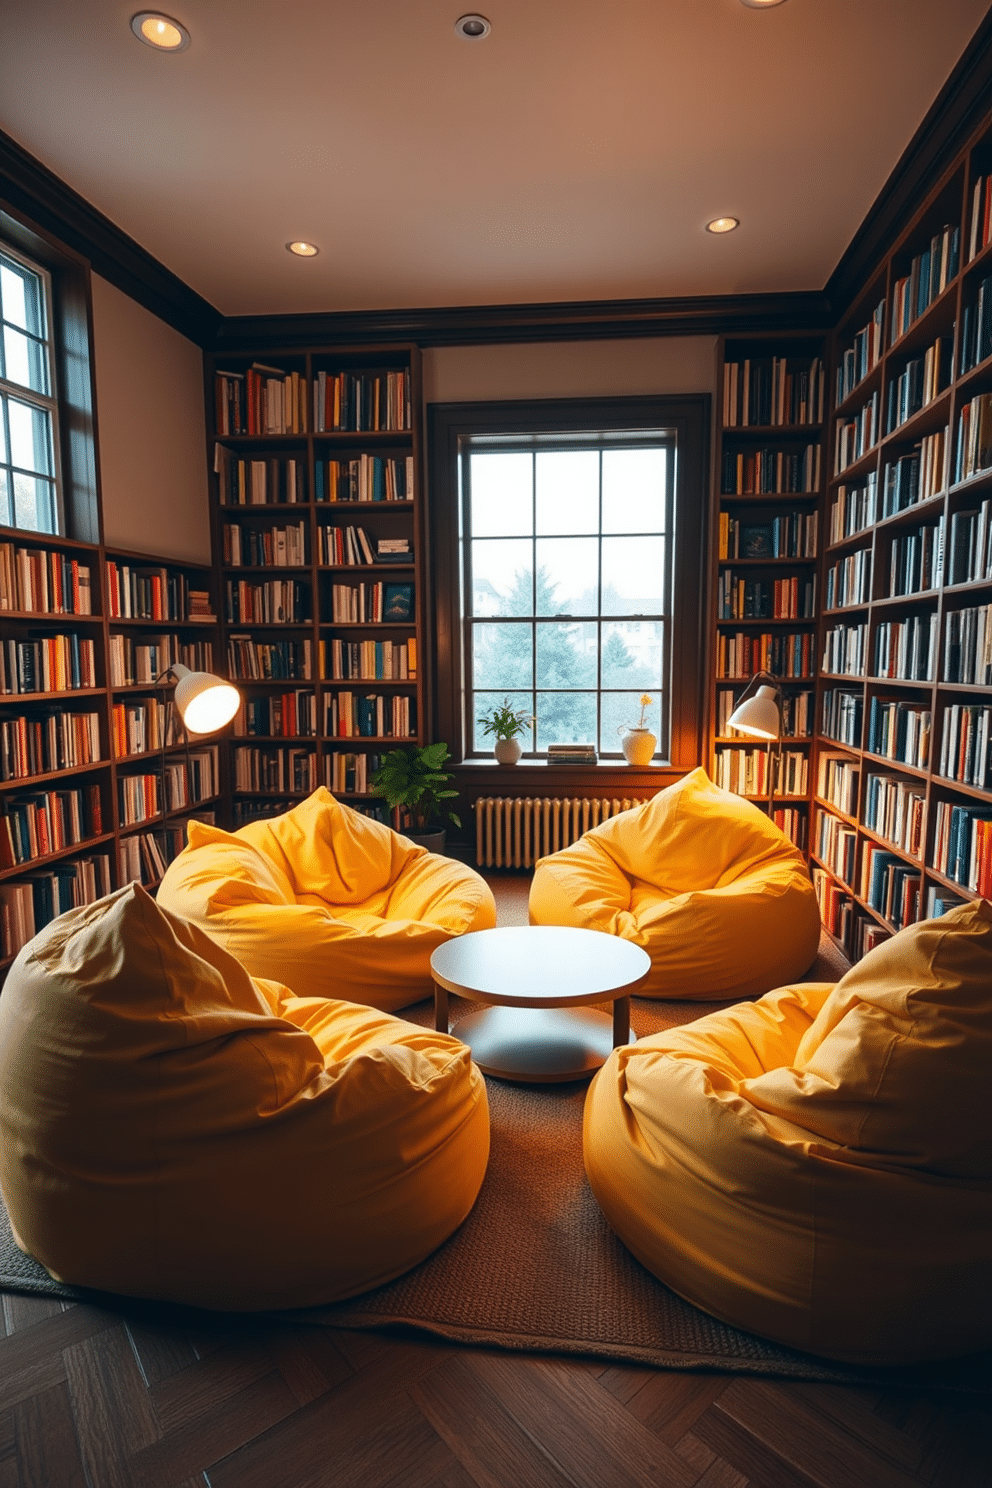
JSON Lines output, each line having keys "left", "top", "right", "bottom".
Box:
{"left": 0, "top": 877, "right": 987, "bottom": 1487}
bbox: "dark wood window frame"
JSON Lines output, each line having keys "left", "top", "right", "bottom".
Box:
{"left": 427, "top": 394, "right": 710, "bottom": 784}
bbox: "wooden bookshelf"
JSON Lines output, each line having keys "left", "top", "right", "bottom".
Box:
{"left": 711, "top": 335, "right": 828, "bottom": 855}
{"left": 205, "top": 345, "right": 425, "bottom": 829}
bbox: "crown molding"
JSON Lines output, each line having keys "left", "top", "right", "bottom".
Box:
{"left": 0, "top": 128, "right": 221, "bottom": 346}
{"left": 825, "top": 7, "right": 992, "bottom": 319}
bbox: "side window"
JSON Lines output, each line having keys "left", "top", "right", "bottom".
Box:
{"left": 0, "top": 246, "right": 62, "bottom": 533}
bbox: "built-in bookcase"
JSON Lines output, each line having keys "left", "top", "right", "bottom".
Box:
{"left": 0, "top": 533, "right": 218, "bottom": 969}
{"left": 206, "top": 345, "right": 424, "bottom": 828}
{"left": 812, "top": 131, "right": 992, "bottom": 962}
{"left": 711, "top": 335, "right": 828, "bottom": 853}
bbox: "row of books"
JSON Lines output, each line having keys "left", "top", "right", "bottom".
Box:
{"left": 222, "top": 522, "right": 307, "bottom": 568}
{"left": 325, "top": 692, "right": 417, "bottom": 739}
{"left": 107, "top": 636, "right": 214, "bottom": 688}
{"left": 946, "top": 498, "right": 992, "bottom": 585}
{"left": 873, "top": 613, "right": 937, "bottom": 682}
{"left": 815, "top": 807, "right": 856, "bottom": 886}
{"left": 888, "top": 521, "right": 943, "bottom": 597}
{"left": 967, "top": 173, "right": 992, "bottom": 262}
{"left": 943, "top": 602, "right": 992, "bottom": 685}
{"left": 889, "top": 224, "right": 959, "bottom": 344}
{"left": 0, "top": 709, "right": 102, "bottom": 782}
{"left": 234, "top": 691, "right": 317, "bottom": 739}
{"left": 546, "top": 743, "right": 597, "bottom": 764}
{"left": 721, "top": 356, "right": 825, "bottom": 428}
{"left": 881, "top": 429, "right": 948, "bottom": 515}
{"left": 713, "top": 746, "right": 771, "bottom": 798}
{"left": 233, "top": 747, "right": 318, "bottom": 796}
{"left": 106, "top": 562, "right": 210, "bottom": 624}
{"left": 721, "top": 444, "right": 821, "bottom": 496}
{"left": 111, "top": 699, "right": 181, "bottom": 759}
{"left": 715, "top": 631, "right": 814, "bottom": 680}
{"left": 716, "top": 574, "right": 815, "bottom": 620}
{"left": 317, "top": 526, "right": 411, "bottom": 567}
{"left": 224, "top": 579, "right": 309, "bottom": 625}
{"left": 0, "top": 544, "right": 92, "bottom": 616}
{"left": 325, "top": 751, "right": 384, "bottom": 795}
{"left": 117, "top": 817, "right": 212, "bottom": 888}
{"left": 958, "top": 273, "right": 992, "bottom": 373}
{"left": 717, "top": 688, "right": 813, "bottom": 739}
{"left": 320, "top": 637, "right": 416, "bottom": 681}
{"left": 932, "top": 800, "right": 992, "bottom": 896}
{"left": 329, "top": 581, "right": 413, "bottom": 624}
{"left": 215, "top": 366, "right": 413, "bottom": 437}
{"left": 772, "top": 806, "right": 807, "bottom": 849}
{"left": 315, "top": 455, "right": 415, "bottom": 504}
{"left": 822, "top": 622, "right": 867, "bottom": 677}
{"left": 214, "top": 365, "right": 310, "bottom": 436}
{"left": 867, "top": 697, "right": 930, "bottom": 769}
{"left": 226, "top": 636, "right": 313, "bottom": 680}
{"left": 939, "top": 703, "right": 992, "bottom": 788}
{"left": 812, "top": 868, "right": 855, "bottom": 948}
{"left": 824, "top": 548, "right": 871, "bottom": 610}
{"left": 863, "top": 773, "right": 926, "bottom": 859}
{"left": 117, "top": 750, "right": 219, "bottom": 825}
{"left": 827, "top": 475, "right": 877, "bottom": 543}
{"left": 0, "top": 783, "right": 100, "bottom": 869}
{"left": 0, "top": 634, "right": 96, "bottom": 695}
{"left": 836, "top": 300, "right": 885, "bottom": 406}
{"left": 0, "top": 854, "right": 111, "bottom": 959}
{"left": 718, "top": 510, "right": 818, "bottom": 560}
{"left": 834, "top": 392, "right": 879, "bottom": 474}
{"left": 215, "top": 449, "right": 307, "bottom": 506}
{"left": 820, "top": 688, "right": 862, "bottom": 748}
{"left": 885, "top": 335, "right": 951, "bottom": 434}
{"left": 312, "top": 370, "right": 411, "bottom": 433}
{"left": 861, "top": 845, "right": 920, "bottom": 930}
{"left": 955, "top": 393, "right": 992, "bottom": 483}
{"left": 817, "top": 753, "right": 859, "bottom": 815}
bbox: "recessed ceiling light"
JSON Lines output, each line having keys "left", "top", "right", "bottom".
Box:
{"left": 130, "top": 12, "right": 190, "bottom": 51}
{"left": 740, "top": 0, "right": 787, "bottom": 8}
{"left": 706, "top": 217, "right": 740, "bottom": 234}
{"left": 455, "top": 14, "right": 491, "bottom": 40}
{"left": 286, "top": 241, "right": 319, "bottom": 258}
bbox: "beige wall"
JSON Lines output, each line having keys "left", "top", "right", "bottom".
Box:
{"left": 423, "top": 336, "right": 716, "bottom": 405}
{"left": 90, "top": 275, "right": 210, "bottom": 564}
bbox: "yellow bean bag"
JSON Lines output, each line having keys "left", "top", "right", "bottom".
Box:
{"left": 158, "top": 787, "right": 496, "bottom": 1012}
{"left": 584, "top": 899, "right": 992, "bottom": 1364}
{"left": 529, "top": 767, "right": 820, "bottom": 999}
{"left": 0, "top": 884, "right": 489, "bottom": 1311}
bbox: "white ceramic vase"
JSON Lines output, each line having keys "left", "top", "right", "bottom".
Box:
{"left": 620, "top": 728, "right": 656, "bottom": 766}
{"left": 494, "top": 737, "right": 522, "bottom": 765}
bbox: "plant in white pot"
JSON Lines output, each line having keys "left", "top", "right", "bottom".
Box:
{"left": 618, "top": 694, "right": 657, "bottom": 766}
{"left": 477, "top": 698, "right": 534, "bottom": 764}
{"left": 370, "top": 741, "right": 460, "bottom": 852}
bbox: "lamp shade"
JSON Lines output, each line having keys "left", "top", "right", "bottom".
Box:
{"left": 171, "top": 664, "right": 240, "bottom": 735}
{"left": 727, "top": 684, "right": 780, "bottom": 739}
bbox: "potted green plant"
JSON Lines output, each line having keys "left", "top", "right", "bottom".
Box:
{"left": 477, "top": 698, "right": 535, "bottom": 764}
{"left": 370, "top": 741, "right": 461, "bottom": 852}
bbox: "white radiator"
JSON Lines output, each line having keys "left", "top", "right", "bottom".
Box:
{"left": 474, "top": 795, "right": 639, "bottom": 869}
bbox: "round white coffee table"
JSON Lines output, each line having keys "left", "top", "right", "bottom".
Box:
{"left": 430, "top": 925, "right": 650, "bottom": 1082}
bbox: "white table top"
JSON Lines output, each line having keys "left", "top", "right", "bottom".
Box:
{"left": 430, "top": 925, "right": 651, "bottom": 1009}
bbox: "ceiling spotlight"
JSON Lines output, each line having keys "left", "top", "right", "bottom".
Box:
{"left": 739, "top": 0, "right": 787, "bottom": 8}
{"left": 130, "top": 12, "right": 190, "bottom": 50}
{"left": 286, "top": 241, "right": 319, "bottom": 257}
{"left": 706, "top": 217, "right": 740, "bottom": 234}
{"left": 455, "top": 14, "right": 491, "bottom": 40}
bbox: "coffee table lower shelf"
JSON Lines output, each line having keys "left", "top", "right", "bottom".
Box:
{"left": 451, "top": 1004, "right": 634, "bottom": 1083}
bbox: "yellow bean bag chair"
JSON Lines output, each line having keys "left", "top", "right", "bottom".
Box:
{"left": 584, "top": 899, "right": 992, "bottom": 1365}
{"left": 0, "top": 884, "right": 489, "bottom": 1311}
{"left": 158, "top": 787, "right": 496, "bottom": 1013}
{"left": 529, "top": 767, "right": 820, "bottom": 999}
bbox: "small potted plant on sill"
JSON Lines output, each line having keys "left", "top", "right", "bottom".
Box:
{"left": 618, "top": 694, "right": 657, "bottom": 766}
{"left": 477, "top": 698, "right": 535, "bottom": 765}
{"left": 370, "top": 741, "right": 460, "bottom": 854}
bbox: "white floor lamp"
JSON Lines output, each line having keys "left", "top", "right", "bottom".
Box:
{"left": 726, "top": 671, "right": 782, "bottom": 800}
{"left": 153, "top": 663, "right": 241, "bottom": 876}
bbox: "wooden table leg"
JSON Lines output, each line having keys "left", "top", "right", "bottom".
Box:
{"left": 434, "top": 981, "right": 449, "bottom": 1034}
{"left": 612, "top": 995, "right": 630, "bottom": 1048}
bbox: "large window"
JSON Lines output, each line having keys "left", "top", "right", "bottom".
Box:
{"left": 430, "top": 396, "right": 708, "bottom": 767}
{"left": 0, "top": 245, "right": 61, "bottom": 533}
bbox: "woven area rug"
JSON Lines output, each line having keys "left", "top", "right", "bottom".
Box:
{"left": 2, "top": 981, "right": 990, "bottom": 1394}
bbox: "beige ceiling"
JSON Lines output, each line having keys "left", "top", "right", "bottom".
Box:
{"left": 2, "top": 0, "right": 990, "bottom": 318}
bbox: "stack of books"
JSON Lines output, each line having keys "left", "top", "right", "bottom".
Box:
{"left": 547, "top": 742, "right": 597, "bottom": 765}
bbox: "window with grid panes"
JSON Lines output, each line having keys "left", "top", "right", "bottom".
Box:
{"left": 0, "top": 245, "right": 62, "bottom": 533}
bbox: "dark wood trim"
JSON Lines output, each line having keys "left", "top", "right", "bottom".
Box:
{"left": 0, "top": 130, "right": 221, "bottom": 347}
{"left": 825, "top": 7, "right": 992, "bottom": 321}
{"left": 211, "top": 291, "right": 832, "bottom": 354}
{"left": 427, "top": 394, "right": 709, "bottom": 771}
